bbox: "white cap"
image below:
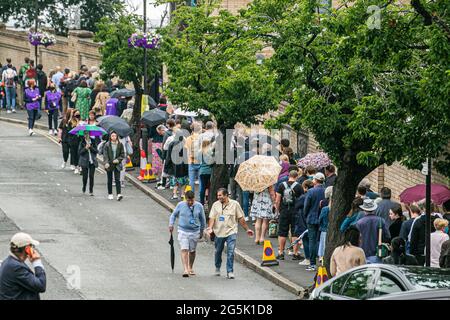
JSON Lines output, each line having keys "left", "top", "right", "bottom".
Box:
{"left": 10, "top": 232, "right": 39, "bottom": 248}
{"left": 313, "top": 172, "right": 325, "bottom": 182}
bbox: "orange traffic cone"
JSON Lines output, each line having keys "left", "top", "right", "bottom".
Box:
{"left": 261, "top": 240, "right": 279, "bottom": 267}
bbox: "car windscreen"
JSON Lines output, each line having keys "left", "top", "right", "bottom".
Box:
{"left": 399, "top": 267, "right": 450, "bottom": 290}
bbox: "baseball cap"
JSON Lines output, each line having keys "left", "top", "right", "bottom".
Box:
{"left": 10, "top": 233, "right": 39, "bottom": 248}
{"left": 313, "top": 172, "right": 325, "bottom": 182}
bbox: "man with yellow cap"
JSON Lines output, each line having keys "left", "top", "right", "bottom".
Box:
{"left": 0, "top": 232, "right": 46, "bottom": 300}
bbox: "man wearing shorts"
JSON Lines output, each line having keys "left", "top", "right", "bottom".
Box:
{"left": 169, "top": 190, "right": 206, "bottom": 277}
{"left": 275, "top": 170, "right": 304, "bottom": 260}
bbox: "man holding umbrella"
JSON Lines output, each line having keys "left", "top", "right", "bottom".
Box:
{"left": 169, "top": 191, "right": 206, "bottom": 277}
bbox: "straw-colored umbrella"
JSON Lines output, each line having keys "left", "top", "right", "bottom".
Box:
{"left": 235, "top": 155, "right": 282, "bottom": 193}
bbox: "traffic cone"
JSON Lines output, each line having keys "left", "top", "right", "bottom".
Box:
{"left": 137, "top": 150, "right": 147, "bottom": 181}
{"left": 182, "top": 185, "right": 192, "bottom": 200}
{"left": 260, "top": 240, "right": 279, "bottom": 267}
{"left": 315, "top": 264, "right": 329, "bottom": 288}
{"left": 125, "top": 156, "right": 133, "bottom": 171}
{"left": 143, "top": 163, "right": 157, "bottom": 182}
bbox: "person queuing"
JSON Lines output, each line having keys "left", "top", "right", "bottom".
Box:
{"left": 207, "top": 188, "right": 254, "bottom": 279}
{"left": 169, "top": 191, "right": 206, "bottom": 277}
{"left": 303, "top": 172, "right": 326, "bottom": 271}
{"left": 44, "top": 83, "right": 62, "bottom": 136}
{"left": 24, "top": 79, "right": 41, "bottom": 136}
{"left": 249, "top": 184, "right": 276, "bottom": 246}
{"left": 388, "top": 204, "right": 405, "bottom": 240}
{"left": 296, "top": 179, "right": 314, "bottom": 266}
{"left": 318, "top": 186, "right": 333, "bottom": 264}
{"left": 399, "top": 204, "right": 421, "bottom": 254}
{"left": 1, "top": 60, "right": 18, "bottom": 114}
{"left": 356, "top": 198, "right": 390, "bottom": 264}
{"left": 58, "top": 109, "right": 74, "bottom": 169}
{"left": 430, "top": 219, "right": 449, "bottom": 268}
{"left": 199, "top": 138, "right": 213, "bottom": 207}
{"left": 71, "top": 80, "right": 91, "bottom": 121}
{"left": 275, "top": 170, "right": 303, "bottom": 260}
{"left": 36, "top": 64, "right": 47, "bottom": 105}
{"left": 69, "top": 110, "right": 82, "bottom": 175}
{"left": 103, "top": 131, "right": 125, "bottom": 201}
{"left": 330, "top": 226, "right": 366, "bottom": 277}
{"left": 0, "top": 233, "right": 46, "bottom": 300}
{"left": 382, "top": 237, "right": 418, "bottom": 266}
{"left": 340, "top": 197, "right": 364, "bottom": 233}
{"left": 166, "top": 130, "right": 189, "bottom": 201}
{"left": 185, "top": 122, "right": 203, "bottom": 194}
{"left": 78, "top": 131, "right": 98, "bottom": 196}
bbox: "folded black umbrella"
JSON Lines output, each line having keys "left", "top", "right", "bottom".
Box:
{"left": 141, "top": 109, "right": 167, "bottom": 127}
{"left": 110, "top": 89, "right": 135, "bottom": 99}
{"left": 169, "top": 233, "right": 175, "bottom": 273}
{"left": 97, "top": 115, "right": 132, "bottom": 138}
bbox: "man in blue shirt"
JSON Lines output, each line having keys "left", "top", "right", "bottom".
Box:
{"left": 169, "top": 190, "right": 206, "bottom": 277}
{"left": 303, "top": 172, "right": 326, "bottom": 271}
{"left": 0, "top": 233, "right": 46, "bottom": 300}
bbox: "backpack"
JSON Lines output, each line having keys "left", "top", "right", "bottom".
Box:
{"left": 268, "top": 220, "right": 278, "bottom": 238}
{"left": 5, "top": 68, "right": 15, "bottom": 87}
{"left": 282, "top": 181, "right": 298, "bottom": 206}
{"left": 25, "top": 68, "right": 36, "bottom": 81}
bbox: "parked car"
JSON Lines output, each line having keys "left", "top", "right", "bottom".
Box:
{"left": 310, "top": 264, "right": 450, "bottom": 300}
{"left": 371, "top": 288, "right": 450, "bottom": 300}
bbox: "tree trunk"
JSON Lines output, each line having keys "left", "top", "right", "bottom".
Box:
{"left": 130, "top": 84, "right": 143, "bottom": 166}
{"left": 207, "top": 127, "right": 230, "bottom": 214}
{"left": 324, "top": 154, "right": 375, "bottom": 274}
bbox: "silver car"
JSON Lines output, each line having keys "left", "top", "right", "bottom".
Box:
{"left": 310, "top": 264, "right": 450, "bottom": 300}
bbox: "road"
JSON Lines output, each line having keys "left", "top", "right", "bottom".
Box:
{"left": 0, "top": 121, "right": 295, "bottom": 300}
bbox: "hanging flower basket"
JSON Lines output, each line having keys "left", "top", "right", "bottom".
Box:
{"left": 28, "top": 31, "right": 56, "bottom": 47}
{"left": 128, "top": 31, "right": 161, "bottom": 49}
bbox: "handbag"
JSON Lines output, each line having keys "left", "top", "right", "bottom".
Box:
{"left": 71, "top": 93, "right": 77, "bottom": 103}
{"left": 268, "top": 219, "right": 278, "bottom": 238}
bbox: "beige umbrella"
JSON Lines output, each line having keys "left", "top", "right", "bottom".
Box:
{"left": 235, "top": 155, "right": 282, "bottom": 193}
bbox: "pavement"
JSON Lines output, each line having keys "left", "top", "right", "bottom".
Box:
{"left": 0, "top": 109, "right": 315, "bottom": 298}
{"left": 0, "top": 114, "right": 296, "bottom": 300}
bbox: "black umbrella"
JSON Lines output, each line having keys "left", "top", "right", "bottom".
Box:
{"left": 169, "top": 233, "right": 175, "bottom": 273}
{"left": 110, "top": 89, "right": 135, "bottom": 99}
{"left": 97, "top": 115, "right": 132, "bottom": 138}
{"left": 141, "top": 109, "right": 167, "bottom": 127}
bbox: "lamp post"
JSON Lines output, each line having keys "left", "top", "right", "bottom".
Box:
{"left": 35, "top": 0, "right": 39, "bottom": 65}
{"left": 143, "top": 0, "right": 148, "bottom": 95}
{"left": 425, "top": 157, "right": 432, "bottom": 267}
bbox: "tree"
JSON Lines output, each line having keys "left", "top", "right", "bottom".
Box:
{"left": 245, "top": 0, "right": 450, "bottom": 269}
{"left": 94, "top": 14, "right": 161, "bottom": 164}
{"left": 160, "top": 1, "right": 277, "bottom": 207}
{"left": 0, "top": 0, "right": 124, "bottom": 35}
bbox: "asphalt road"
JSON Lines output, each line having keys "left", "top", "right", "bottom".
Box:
{"left": 0, "top": 121, "right": 295, "bottom": 300}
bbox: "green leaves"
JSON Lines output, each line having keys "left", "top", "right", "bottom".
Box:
{"left": 160, "top": 2, "right": 278, "bottom": 130}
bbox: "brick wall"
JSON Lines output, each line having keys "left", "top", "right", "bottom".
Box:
{"left": 0, "top": 24, "right": 101, "bottom": 75}
{"left": 220, "top": 0, "right": 252, "bottom": 13}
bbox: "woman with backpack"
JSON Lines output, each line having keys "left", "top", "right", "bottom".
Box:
{"left": 103, "top": 131, "right": 125, "bottom": 201}
{"left": 250, "top": 186, "right": 276, "bottom": 245}
{"left": 24, "top": 79, "right": 41, "bottom": 136}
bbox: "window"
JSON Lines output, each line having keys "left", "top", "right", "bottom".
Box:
{"left": 373, "top": 272, "right": 405, "bottom": 297}
{"left": 341, "top": 270, "right": 376, "bottom": 300}
{"left": 330, "top": 274, "right": 350, "bottom": 296}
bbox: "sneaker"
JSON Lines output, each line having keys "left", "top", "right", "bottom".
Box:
{"left": 70, "top": 165, "right": 75, "bottom": 171}
{"left": 54, "top": 130, "right": 58, "bottom": 136}
{"left": 276, "top": 253, "right": 285, "bottom": 260}
{"left": 287, "top": 250, "right": 294, "bottom": 256}
{"left": 251, "top": 217, "right": 256, "bottom": 222}
{"left": 89, "top": 193, "right": 94, "bottom": 196}
{"left": 244, "top": 216, "right": 249, "bottom": 222}
{"left": 157, "top": 186, "right": 166, "bottom": 190}
{"left": 121, "top": 182, "right": 125, "bottom": 188}
{"left": 61, "top": 162, "right": 66, "bottom": 169}
{"left": 28, "top": 129, "right": 33, "bottom": 136}
{"left": 7, "top": 110, "right": 11, "bottom": 114}
{"left": 12, "top": 109, "right": 16, "bottom": 113}
{"left": 169, "top": 186, "right": 174, "bottom": 190}
{"left": 292, "top": 253, "right": 304, "bottom": 261}
{"left": 195, "top": 180, "right": 199, "bottom": 185}
{"left": 227, "top": 272, "right": 235, "bottom": 279}
{"left": 112, "top": 181, "right": 116, "bottom": 186}
{"left": 74, "top": 168, "right": 80, "bottom": 175}
{"left": 215, "top": 268, "right": 220, "bottom": 276}
{"left": 117, "top": 194, "right": 123, "bottom": 201}
{"left": 171, "top": 195, "right": 179, "bottom": 200}
{"left": 108, "top": 194, "right": 114, "bottom": 200}
{"left": 48, "top": 130, "right": 53, "bottom": 135}
{"left": 306, "top": 265, "right": 317, "bottom": 272}
{"left": 298, "top": 259, "right": 310, "bottom": 266}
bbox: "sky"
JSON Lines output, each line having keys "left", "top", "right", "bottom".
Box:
{"left": 5, "top": 0, "right": 168, "bottom": 28}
